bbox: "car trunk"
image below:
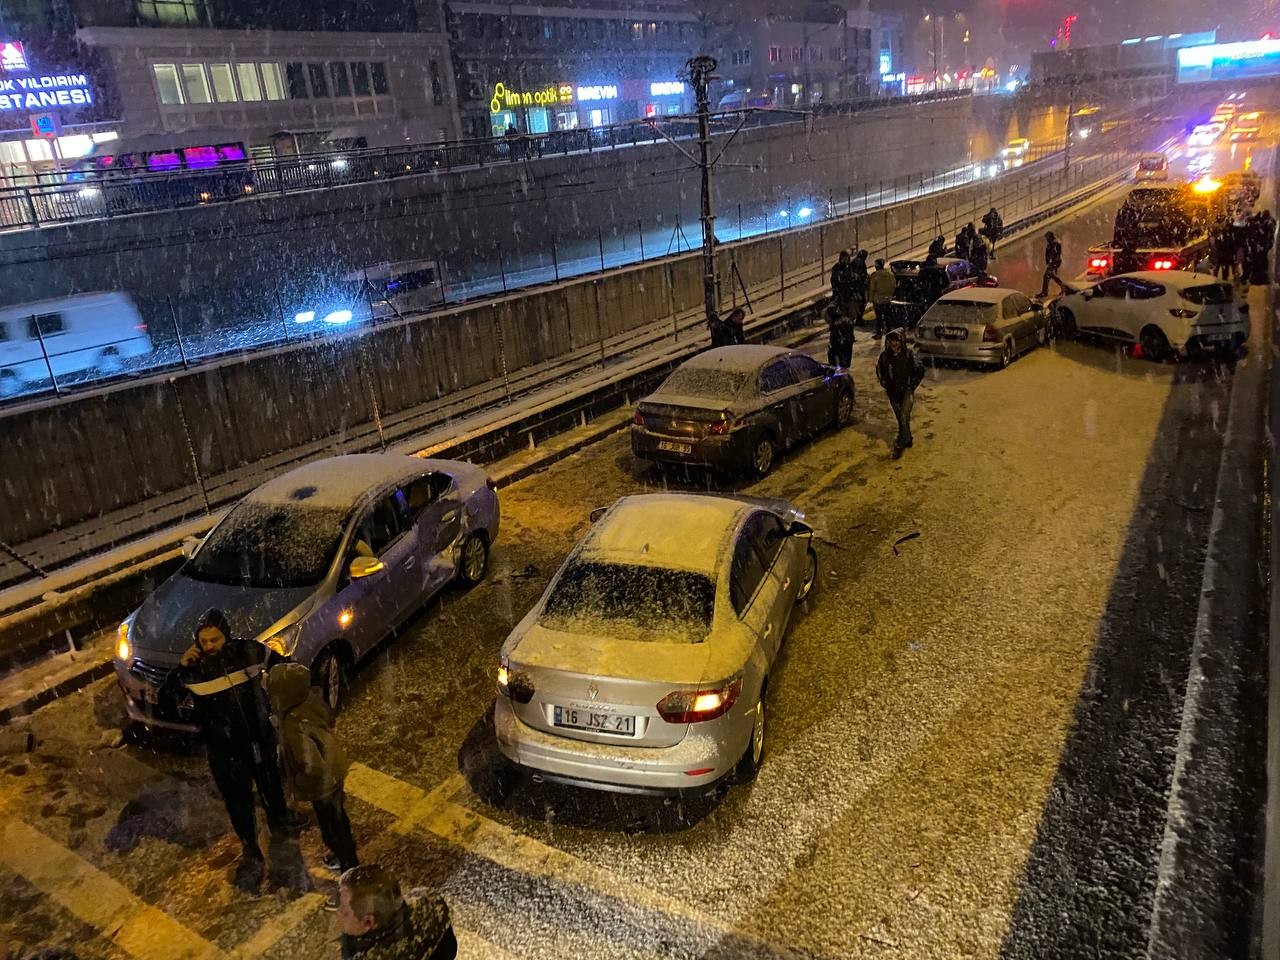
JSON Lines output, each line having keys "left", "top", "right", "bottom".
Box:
{"left": 635, "top": 397, "right": 730, "bottom": 439}
{"left": 1182, "top": 283, "right": 1239, "bottom": 327}
{"left": 507, "top": 623, "right": 715, "bottom": 747}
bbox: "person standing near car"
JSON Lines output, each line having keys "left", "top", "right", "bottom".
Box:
{"left": 824, "top": 305, "right": 854, "bottom": 367}
{"left": 830, "top": 250, "right": 854, "bottom": 321}
{"left": 980, "top": 207, "right": 1004, "bottom": 257}
{"left": 927, "top": 234, "right": 948, "bottom": 259}
{"left": 876, "top": 330, "right": 926, "bottom": 459}
{"left": 869, "top": 258, "right": 897, "bottom": 339}
{"left": 178, "top": 609, "right": 292, "bottom": 893}
{"left": 268, "top": 663, "right": 358, "bottom": 878}
{"left": 1038, "top": 232, "right": 1066, "bottom": 298}
{"left": 848, "top": 249, "right": 870, "bottom": 326}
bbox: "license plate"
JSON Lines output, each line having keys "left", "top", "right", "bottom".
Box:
{"left": 938, "top": 325, "right": 969, "bottom": 340}
{"left": 554, "top": 706, "right": 636, "bottom": 736}
{"left": 657, "top": 441, "right": 691, "bottom": 454}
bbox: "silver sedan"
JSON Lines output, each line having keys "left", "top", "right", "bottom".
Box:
{"left": 915, "top": 287, "right": 1051, "bottom": 367}
{"left": 494, "top": 492, "right": 817, "bottom": 795}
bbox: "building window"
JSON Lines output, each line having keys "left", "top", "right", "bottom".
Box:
{"left": 285, "top": 62, "right": 308, "bottom": 99}
{"left": 329, "top": 62, "right": 350, "bottom": 97}
{"left": 152, "top": 63, "right": 184, "bottom": 104}
{"left": 180, "top": 64, "right": 211, "bottom": 104}
{"left": 261, "top": 63, "right": 285, "bottom": 100}
{"left": 236, "top": 63, "right": 262, "bottom": 101}
{"left": 351, "top": 62, "right": 371, "bottom": 96}
{"left": 308, "top": 63, "right": 329, "bottom": 98}
{"left": 768, "top": 46, "right": 780, "bottom": 63}
{"left": 209, "top": 62, "right": 236, "bottom": 102}
{"left": 136, "top": 0, "right": 206, "bottom": 26}
{"left": 743, "top": 48, "right": 752, "bottom": 65}
{"left": 371, "top": 62, "right": 389, "bottom": 96}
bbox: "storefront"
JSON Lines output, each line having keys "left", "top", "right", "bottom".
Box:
{"left": 488, "top": 80, "right": 575, "bottom": 136}
{"left": 640, "top": 80, "right": 688, "bottom": 117}
{"left": 0, "top": 39, "right": 119, "bottom": 181}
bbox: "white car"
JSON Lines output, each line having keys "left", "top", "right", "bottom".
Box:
{"left": 1135, "top": 154, "right": 1169, "bottom": 182}
{"left": 494, "top": 493, "right": 817, "bottom": 794}
{"left": 1052, "top": 271, "right": 1249, "bottom": 361}
{"left": 1188, "top": 123, "right": 1225, "bottom": 147}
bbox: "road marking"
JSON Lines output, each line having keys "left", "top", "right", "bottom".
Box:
{"left": 344, "top": 764, "right": 775, "bottom": 953}
{"left": 0, "top": 816, "right": 223, "bottom": 960}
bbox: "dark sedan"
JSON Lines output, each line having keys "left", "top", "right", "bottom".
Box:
{"left": 886, "top": 257, "right": 998, "bottom": 330}
{"left": 631, "top": 345, "right": 855, "bottom": 478}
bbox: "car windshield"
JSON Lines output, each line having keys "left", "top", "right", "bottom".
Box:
{"left": 1139, "top": 158, "right": 1165, "bottom": 170}
{"left": 185, "top": 500, "right": 348, "bottom": 589}
{"left": 540, "top": 561, "right": 715, "bottom": 644}
{"left": 657, "top": 366, "right": 748, "bottom": 400}
{"left": 1182, "top": 284, "right": 1233, "bottom": 305}
{"left": 926, "top": 300, "right": 998, "bottom": 323}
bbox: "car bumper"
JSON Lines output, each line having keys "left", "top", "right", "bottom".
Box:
{"left": 493, "top": 696, "right": 737, "bottom": 795}
{"left": 916, "top": 339, "right": 1004, "bottom": 364}
{"left": 1184, "top": 324, "right": 1249, "bottom": 355}
{"left": 114, "top": 660, "right": 198, "bottom": 733}
{"left": 630, "top": 426, "right": 748, "bottom": 470}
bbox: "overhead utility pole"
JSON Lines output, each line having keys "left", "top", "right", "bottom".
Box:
{"left": 687, "top": 54, "right": 719, "bottom": 326}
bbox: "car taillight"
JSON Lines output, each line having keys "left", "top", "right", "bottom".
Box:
{"left": 981, "top": 324, "right": 1000, "bottom": 343}
{"left": 1169, "top": 308, "right": 1198, "bottom": 318}
{"left": 707, "top": 416, "right": 745, "bottom": 436}
{"left": 656, "top": 676, "right": 743, "bottom": 723}
{"left": 1149, "top": 258, "right": 1176, "bottom": 270}
{"left": 632, "top": 410, "right": 645, "bottom": 426}
{"left": 1089, "top": 256, "right": 1111, "bottom": 271}
{"left": 497, "top": 657, "right": 534, "bottom": 703}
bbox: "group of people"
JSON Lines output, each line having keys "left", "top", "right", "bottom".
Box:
{"left": 178, "top": 610, "right": 457, "bottom": 959}
{"left": 827, "top": 249, "right": 900, "bottom": 354}
{"left": 1211, "top": 210, "right": 1276, "bottom": 285}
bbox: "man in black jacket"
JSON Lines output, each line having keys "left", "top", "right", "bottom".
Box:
{"left": 830, "top": 250, "right": 854, "bottom": 320}
{"left": 338, "top": 865, "right": 456, "bottom": 960}
{"left": 876, "top": 330, "right": 926, "bottom": 459}
{"left": 1038, "top": 231, "right": 1066, "bottom": 298}
{"left": 178, "top": 609, "right": 291, "bottom": 892}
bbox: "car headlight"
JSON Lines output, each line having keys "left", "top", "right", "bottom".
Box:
{"left": 116, "top": 615, "right": 136, "bottom": 661}
{"left": 261, "top": 622, "right": 302, "bottom": 657}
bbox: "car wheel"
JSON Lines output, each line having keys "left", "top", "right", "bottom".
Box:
{"left": 999, "top": 339, "right": 1014, "bottom": 369}
{"left": 1139, "top": 325, "right": 1172, "bottom": 363}
{"left": 795, "top": 547, "right": 818, "bottom": 602}
{"left": 312, "top": 648, "right": 348, "bottom": 714}
{"left": 834, "top": 391, "right": 855, "bottom": 428}
{"left": 1035, "top": 323, "right": 1048, "bottom": 347}
{"left": 458, "top": 533, "right": 489, "bottom": 586}
{"left": 1055, "top": 307, "right": 1077, "bottom": 339}
{"left": 750, "top": 434, "right": 775, "bottom": 478}
{"left": 734, "top": 690, "right": 767, "bottom": 785}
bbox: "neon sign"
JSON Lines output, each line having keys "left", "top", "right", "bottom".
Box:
{"left": 0, "top": 41, "right": 27, "bottom": 72}
{"left": 576, "top": 84, "right": 618, "bottom": 102}
{"left": 489, "top": 81, "right": 573, "bottom": 113}
{"left": 0, "top": 73, "right": 94, "bottom": 112}
{"left": 650, "top": 81, "right": 685, "bottom": 96}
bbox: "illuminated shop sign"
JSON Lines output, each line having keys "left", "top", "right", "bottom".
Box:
{"left": 489, "top": 81, "right": 573, "bottom": 113}
{"left": 0, "top": 73, "right": 94, "bottom": 112}
{"left": 1177, "top": 38, "right": 1280, "bottom": 83}
{"left": 0, "top": 41, "right": 28, "bottom": 71}
{"left": 576, "top": 84, "right": 618, "bottom": 101}
{"left": 649, "top": 81, "right": 685, "bottom": 96}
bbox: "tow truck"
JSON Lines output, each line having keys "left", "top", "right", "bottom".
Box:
{"left": 1084, "top": 180, "right": 1229, "bottom": 279}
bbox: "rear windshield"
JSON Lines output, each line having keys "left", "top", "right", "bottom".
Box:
{"left": 540, "top": 561, "right": 715, "bottom": 643}
{"left": 658, "top": 366, "right": 748, "bottom": 400}
{"left": 926, "top": 300, "right": 998, "bottom": 323}
{"left": 1181, "top": 284, "right": 1233, "bottom": 306}
{"left": 1139, "top": 158, "right": 1166, "bottom": 170}
{"left": 186, "top": 500, "right": 348, "bottom": 589}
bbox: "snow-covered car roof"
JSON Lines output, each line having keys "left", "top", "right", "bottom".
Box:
{"left": 680, "top": 344, "right": 791, "bottom": 373}
{"left": 249, "top": 454, "right": 434, "bottom": 510}
{"left": 579, "top": 493, "right": 752, "bottom": 575}
{"left": 934, "top": 286, "right": 1021, "bottom": 304}
{"left": 1112, "top": 270, "right": 1219, "bottom": 286}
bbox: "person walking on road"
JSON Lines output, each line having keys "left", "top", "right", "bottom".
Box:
{"left": 830, "top": 250, "right": 854, "bottom": 321}
{"left": 338, "top": 865, "right": 457, "bottom": 960}
{"left": 824, "top": 305, "right": 854, "bottom": 367}
{"left": 1038, "top": 231, "right": 1067, "bottom": 298}
{"left": 876, "top": 330, "right": 925, "bottom": 459}
{"left": 869, "top": 258, "right": 896, "bottom": 339}
{"left": 177, "top": 609, "right": 292, "bottom": 893}
{"left": 980, "top": 207, "right": 1004, "bottom": 257}
{"left": 848, "top": 250, "right": 870, "bottom": 326}
{"left": 267, "top": 663, "right": 358, "bottom": 877}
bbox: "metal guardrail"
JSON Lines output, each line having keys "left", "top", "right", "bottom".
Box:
{"left": 0, "top": 89, "right": 971, "bottom": 230}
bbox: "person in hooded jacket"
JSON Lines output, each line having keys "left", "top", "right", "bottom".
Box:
{"left": 980, "top": 207, "right": 1003, "bottom": 256}
{"left": 927, "top": 235, "right": 948, "bottom": 260}
{"left": 876, "top": 330, "right": 926, "bottom": 459}
{"left": 176, "top": 609, "right": 291, "bottom": 892}
{"left": 339, "top": 865, "right": 456, "bottom": 960}
{"left": 267, "top": 662, "right": 358, "bottom": 874}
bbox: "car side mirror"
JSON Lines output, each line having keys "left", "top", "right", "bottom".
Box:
{"left": 788, "top": 519, "right": 815, "bottom": 538}
{"left": 349, "top": 555, "right": 385, "bottom": 579}
{"left": 181, "top": 535, "right": 204, "bottom": 560}
{"left": 589, "top": 506, "right": 609, "bottom": 524}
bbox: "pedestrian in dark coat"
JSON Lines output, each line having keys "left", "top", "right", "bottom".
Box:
{"left": 848, "top": 250, "right": 870, "bottom": 325}
{"left": 1248, "top": 211, "right": 1275, "bottom": 285}
{"left": 954, "top": 226, "right": 972, "bottom": 263}
{"left": 707, "top": 311, "right": 732, "bottom": 347}
{"left": 1037, "top": 232, "right": 1066, "bottom": 298}
{"left": 876, "top": 330, "right": 926, "bottom": 458}
{"left": 830, "top": 250, "right": 854, "bottom": 320}
{"left": 1211, "top": 221, "right": 1234, "bottom": 281}
{"left": 824, "top": 306, "right": 854, "bottom": 367}
{"left": 267, "top": 663, "right": 358, "bottom": 874}
{"left": 177, "top": 609, "right": 291, "bottom": 893}
{"left": 927, "top": 235, "right": 948, "bottom": 259}
{"left": 339, "top": 866, "right": 456, "bottom": 960}
{"left": 724, "top": 307, "right": 747, "bottom": 345}
{"left": 980, "top": 207, "right": 1004, "bottom": 255}
{"left": 969, "top": 235, "right": 990, "bottom": 275}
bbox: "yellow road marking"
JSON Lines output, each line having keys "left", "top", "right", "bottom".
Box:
{"left": 229, "top": 892, "right": 326, "bottom": 959}
{"left": 0, "top": 817, "right": 224, "bottom": 960}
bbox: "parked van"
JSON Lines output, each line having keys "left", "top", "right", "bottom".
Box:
{"left": 0, "top": 292, "right": 151, "bottom": 397}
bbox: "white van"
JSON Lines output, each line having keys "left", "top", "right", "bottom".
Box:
{"left": 0, "top": 292, "right": 151, "bottom": 397}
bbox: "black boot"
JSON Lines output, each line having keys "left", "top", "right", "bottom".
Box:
{"left": 233, "top": 849, "right": 265, "bottom": 894}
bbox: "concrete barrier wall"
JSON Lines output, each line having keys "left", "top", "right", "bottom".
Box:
{"left": 0, "top": 144, "right": 1129, "bottom": 546}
